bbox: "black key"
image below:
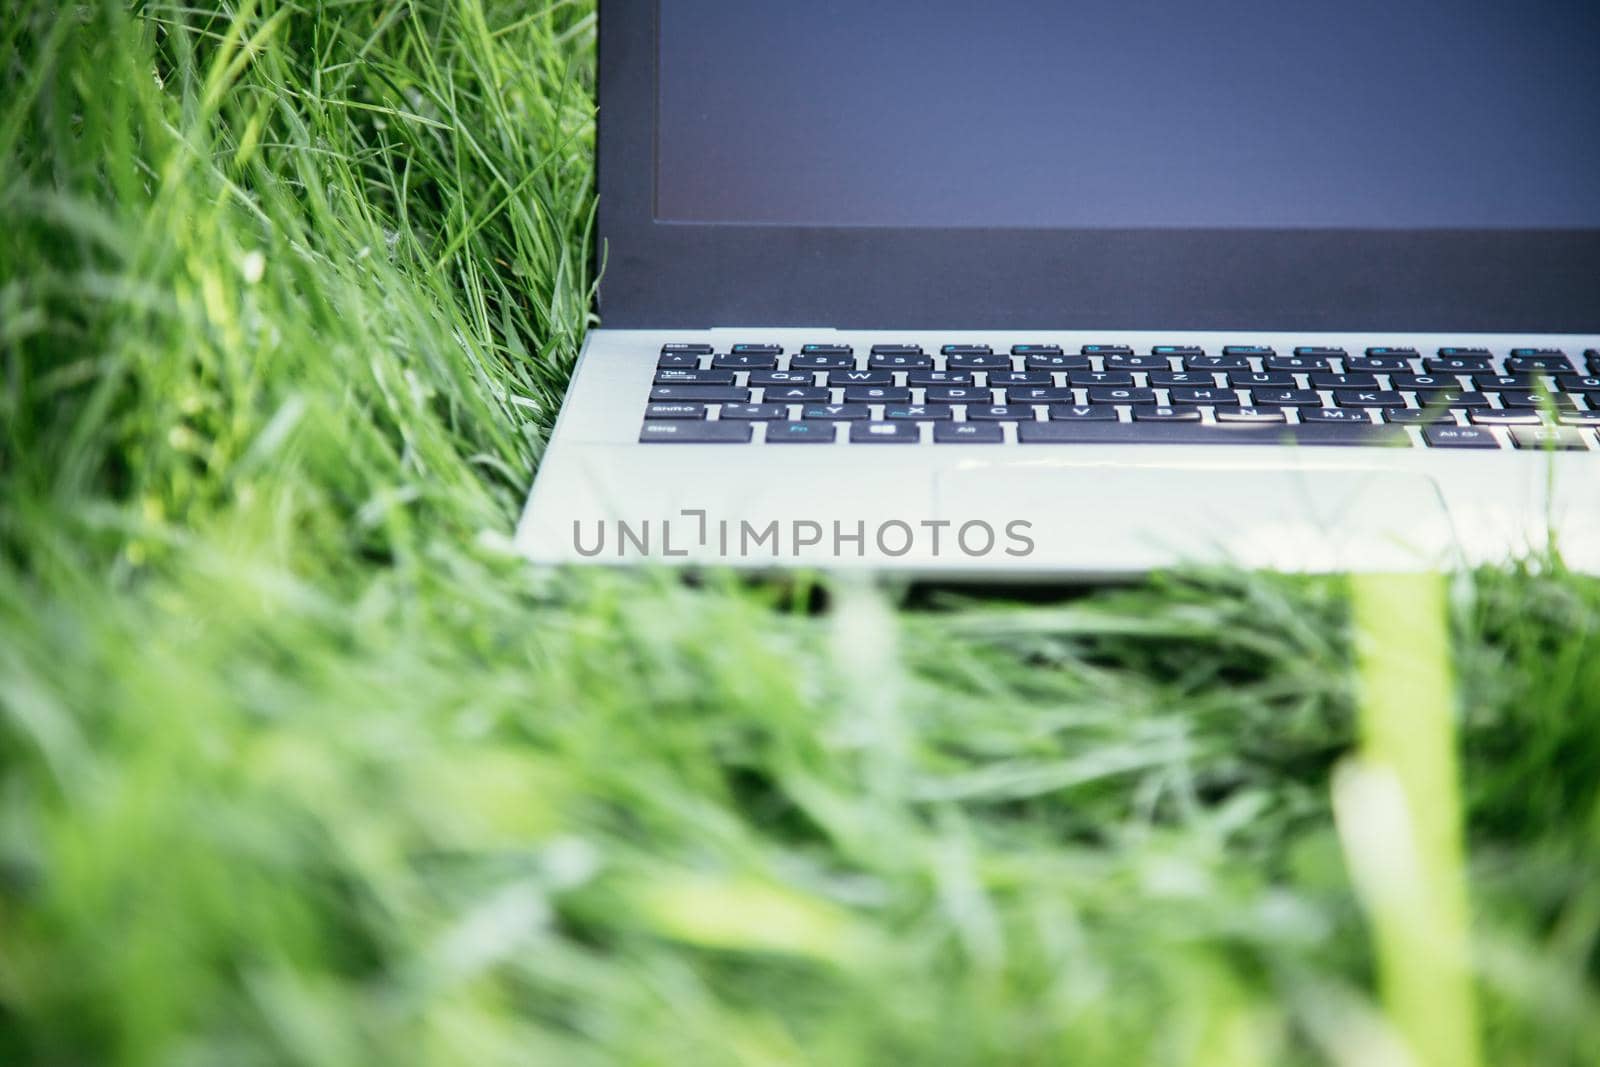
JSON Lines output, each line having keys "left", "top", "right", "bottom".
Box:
{"left": 640, "top": 420, "right": 751, "bottom": 443}
{"left": 661, "top": 342, "right": 713, "bottom": 355}
{"left": 1472, "top": 374, "right": 1534, "bottom": 391}
{"left": 1510, "top": 426, "right": 1588, "bottom": 450}
{"left": 802, "top": 403, "right": 869, "bottom": 420}
{"left": 1186, "top": 354, "right": 1251, "bottom": 370}
{"left": 712, "top": 352, "right": 780, "bottom": 370}
{"left": 1392, "top": 373, "right": 1466, "bottom": 393}
{"left": 1500, "top": 391, "right": 1576, "bottom": 409}
{"left": 749, "top": 370, "right": 816, "bottom": 386}
{"left": 869, "top": 352, "right": 934, "bottom": 369}
{"left": 650, "top": 385, "right": 751, "bottom": 403}
{"left": 1023, "top": 353, "right": 1092, "bottom": 371}
{"left": 1151, "top": 371, "right": 1219, "bottom": 387}
{"left": 1556, "top": 410, "right": 1600, "bottom": 426}
{"left": 934, "top": 422, "right": 1005, "bottom": 443}
{"left": 966, "top": 404, "right": 1034, "bottom": 420}
{"left": 1556, "top": 375, "right": 1600, "bottom": 393}
{"left": 1170, "top": 387, "right": 1240, "bottom": 405}
{"left": 1366, "top": 346, "right": 1419, "bottom": 358}
{"left": 1153, "top": 345, "right": 1206, "bottom": 357}
{"left": 869, "top": 343, "right": 923, "bottom": 356}
{"left": 657, "top": 352, "right": 702, "bottom": 368}
{"left": 1070, "top": 370, "right": 1137, "bottom": 387}
{"left": 643, "top": 402, "right": 707, "bottom": 419}
{"left": 941, "top": 343, "right": 993, "bottom": 355}
{"left": 762, "top": 386, "right": 829, "bottom": 402}
{"left": 765, "top": 421, "right": 836, "bottom": 443}
{"left": 885, "top": 404, "right": 953, "bottom": 420}
{"left": 718, "top": 403, "right": 789, "bottom": 420}
{"left": 1104, "top": 354, "right": 1171, "bottom": 370}
{"left": 1467, "top": 409, "right": 1541, "bottom": 426}
{"left": 830, "top": 369, "right": 893, "bottom": 386}
{"left": 1345, "top": 355, "right": 1412, "bottom": 372}
{"left": 1424, "top": 356, "right": 1493, "bottom": 373}
{"left": 1311, "top": 373, "right": 1380, "bottom": 389}
{"left": 1006, "top": 386, "right": 1076, "bottom": 403}
{"left": 1223, "top": 345, "right": 1276, "bottom": 357}
{"left": 1383, "top": 407, "right": 1455, "bottom": 424}
{"left": 1011, "top": 343, "right": 1064, "bottom": 355}
{"left": 945, "top": 352, "right": 1012, "bottom": 370}
{"left": 1438, "top": 346, "right": 1492, "bottom": 358}
{"left": 1434, "top": 391, "right": 1490, "bottom": 408}
{"left": 1588, "top": 350, "right": 1600, "bottom": 373}
{"left": 843, "top": 386, "right": 912, "bottom": 403}
{"left": 1230, "top": 371, "right": 1296, "bottom": 387}
{"left": 1048, "top": 404, "right": 1118, "bottom": 421}
{"left": 1265, "top": 355, "right": 1330, "bottom": 372}
{"left": 1133, "top": 405, "right": 1202, "bottom": 421}
{"left": 1300, "top": 407, "right": 1372, "bottom": 424}
{"left": 1215, "top": 406, "right": 1286, "bottom": 423}
{"left": 1017, "top": 421, "right": 1409, "bottom": 446}
{"left": 1334, "top": 389, "right": 1406, "bottom": 408}
{"left": 925, "top": 386, "right": 996, "bottom": 404}
{"left": 791, "top": 353, "right": 855, "bottom": 370}
{"left": 908, "top": 370, "right": 975, "bottom": 386}
{"left": 1295, "top": 346, "right": 1348, "bottom": 359}
{"left": 732, "top": 343, "right": 782, "bottom": 355}
{"left": 1424, "top": 426, "right": 1499, "bottom": 449}
{"left": 1087, "top": 386, "right": 1158, "bottom": 405}
{"left": 850, "top": 421, "right": 920, "bottom": 443}
{"left": 801, "top": 343, "right": 853, "bottom": 355}
{"left": 1081, "top": 344, "right": 1133, "bottom": 356}
{"left": 655, "top": 368, "right": 737, "bottom": 385}
{"left": 988, "top": 370, "right": 1053, "bottom": 386}
{"left": 1507, "top": 354, "right": 1575, "bottom": 373}
{"left": 1251, "top": 388, "right": 1322, "bottom": 406}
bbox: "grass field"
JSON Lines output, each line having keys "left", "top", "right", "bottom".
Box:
{"left": 4, "top": 3, "right": 1600, "bottom": 1064}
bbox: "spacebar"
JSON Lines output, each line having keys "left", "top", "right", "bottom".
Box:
{"left": 1017, "top": 421, "right": 1411, "bottom": 447}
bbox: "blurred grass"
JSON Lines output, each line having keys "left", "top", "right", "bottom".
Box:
{"left": 2, "top": 2, "right": 1600, "bottom": 1064}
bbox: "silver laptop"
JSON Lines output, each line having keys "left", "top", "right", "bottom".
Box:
{"left": 516, "top": 0, "right": 1600, "bottom": 577}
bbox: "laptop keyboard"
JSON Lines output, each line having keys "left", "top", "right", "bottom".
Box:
{"left": 641, "top": 343, "right": 1600, "bottom": 450}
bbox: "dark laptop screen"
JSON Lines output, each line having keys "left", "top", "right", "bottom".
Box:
{"left": 655, "top": 0, "right": 1600, "bottom": 229}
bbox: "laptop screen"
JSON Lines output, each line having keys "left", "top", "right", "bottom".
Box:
{"left": 655, "top": 0, "right": 1600, "bottom": 230}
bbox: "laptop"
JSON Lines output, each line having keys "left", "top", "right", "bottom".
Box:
{"left": 516, "top": 0, "right": 1600, "bottom": 577}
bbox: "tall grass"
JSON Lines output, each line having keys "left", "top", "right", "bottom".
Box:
{"left": 3, "top": 3, "right": 1600, "bottom": 1064}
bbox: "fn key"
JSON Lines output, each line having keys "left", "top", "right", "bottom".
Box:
{"left": 640, "top": 421, "right": 752, "bottom": 443}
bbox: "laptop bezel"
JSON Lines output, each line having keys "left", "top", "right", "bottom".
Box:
{"left": 596, "top": 0, "right": 1600, "bottom": 332}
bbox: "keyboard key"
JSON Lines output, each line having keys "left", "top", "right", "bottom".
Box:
{"left": 850, "top": 421, "right": 920, "bottom": 443}
{"left": 1435, "top": 391, "right": 1491, "bottom": 408}
{"left": 1006, "top": 386, "right": 1076, "bottom": 403}
{"left": 749, "top": 370, "right": 816, "bottom": 386}
{"left": 1017, "top": 421, "right": 1409, "bottom": 446}
{"left": 640, "top": 420, "right": 752, "bottom": 443}
{"left": 1556, "top": 410, "right": 1600, "bottom": 426}
{"left": 869, "top": 352, "right": 934, "bottom": 369}
{"left": 1295, "top": 346, "right": 1348, "bottom": 359}
{"left": 1215, "top": 406, "right": 1286, "bottom": 423}
{"left": 1437, "top": 346, "right": 1491, "bottom": 358}
{"left": 1229, "top": 371, "right": 1296, "bottom": 387}
{"left": 1153, "top": 345, "right": 1206, "bottom": 357}
{"left": 1048, "top": 404, "right": 1118, "bottom": 421}
{"left": 718, "top": 403, "right": 789, "bottom": 420}
{"left": 1070, "top": 371, "right": 1137, "bottom": 387}
{"left": 934, "top": 422, "right": 1005, "bottom": 443}
{"left": 1104, "top": 354, "right": 1171, "bottom": 370}
{"left": 1467, "top": 409, "right": 1541, "bottom": 425}
{"left": 801, "top": 343, "right": 853, "bottom": 355}
{"left": 843, "top": 386, "right": 911, "bottom": 403}
{"left": 941, "top": 343, "right": 992, "bottom": 355}
{"left": 1011, "top": 343, "right": 1064, "bottom": 355}
{"left": 791, "top": 352, "right": 855, "bottom": 369}
{"left": 1251, "top": 388, "right": 1322, "bottom": 406}
{"left": 661, "top": 342, "right": 713, "bottom": 355}
{"left": 1087, "top": 387, "right": 1158, "bottom": 405}
{"left": 1588, "top": 350, "right": 1600, "bottom": 373}
{"left": 1300, "top": 407, "right": 1372, "bottom": 424}
{"left": 1023, "top": 353, "right": 1092, "bottom": 371}
{"left": 765, "top": 421, "right": 836, "bottom": 443}
{"left": 1366, "top": 346, "right": 1419, "bottom": 359}
{"left": 1170, "top": 387, "right": 1240, "bottom": 405}
{"left": 1556, "top": 375, "right": 1600, "bottom": 393}
{"left": 946, "top": 352, "right": 1012, "bottom": 370}
{"left": 830, "top": 370, "right": 893, "bottom": 386}
{"left": 1507, "top": 354, "right": 1575, "bottom": 373}
{"left": 1185, "top": 354, "right": 1251, "bottom": 370}
{"left": 655, "top": 368, "right": 737, "bottom": 385}
{"left": 1133, "top": 405, "right": 1202, "bottom": 421}
{"left": 1472, "top": 374, "right": 1534, "bottom": 391}
{"left": 869, "top": 343, "right": 923, "bottom": 356}
{"left": 801, "top": 403, "right": 869, "bottom": 420}
{"left": 732, "top": 343, "right": 782, "bottom": 355}
{"left": 1500, "top": 391, "right": 1576, "bottom": 409}
{"left": 988, "top": 370, "right": 1053, "bottom": 386}
{"left": 762, "top": 386, "right": 829, "bottom": 402}
{"left": 1345, "top": 355, "right": 1412, "bottom": 372}
{"left": 657, "top": 352, "right": 702, "bottom": 368}
{"left": 925, "top": 386, "right": 996, "bottom": 404}
{"left": 908, "top": 370, "right": 975, "bottom": 386}
{"left": 1150, "top": 371, "right": 1220, "bottom": 387}
{"left": 644, "top": 402, "right": 707, "bottom": 419}
{"left": 1265, "top": 355, "right": 1330, "bottom": 372}
{"left": 1081, "top": 344, "right": 1133, "bottom": 356}
{"left": 1424, "top": 426, "right": 1499, "bottom": 449}
{"left": 712, "top": 352, "right": 780, "bottom": 370}
{"left": 1510, "top": 426, "right": 1588, "bottom": 450}
{"left": 650, "top": 385, "right": 751, "bottom": 403}
{"left": 1383, "top": 407, "right": 1455, "bottom": 424}
{"left": 966, "top": 404, "right": 1035, "bottom": 420}
{"left": 1223, "top": 345, "right": 1275, "bottom": 357}
{"left": 1311, "top": 373, "right": 1380, "bottom": 389}
{"left": 885, "top": 404, "right": 953, "bottom": 420}
{"left": 1424, "top": 356, "right": 1494, "bottom": 373}
{"left": 1333, "top": 390, "right": 1406, "bottom": 408}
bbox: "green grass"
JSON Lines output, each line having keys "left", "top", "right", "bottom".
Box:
{"left": 3, "top": 3, "right": 1600, "bottom": 1064}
